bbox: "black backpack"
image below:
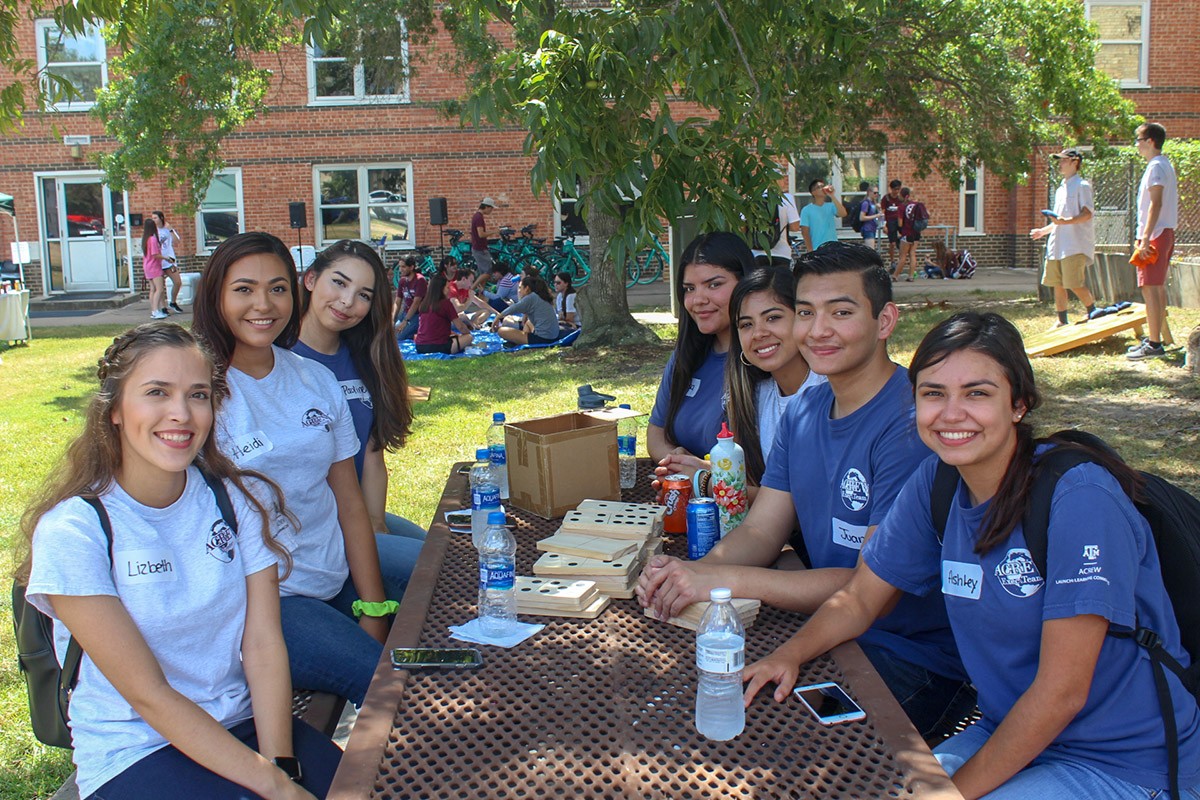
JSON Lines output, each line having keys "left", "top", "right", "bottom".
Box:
{"left": 747, "top": 197, "right": 783, "bottom": 254}
{"left": 11, "top": 471, "right": 237, "bottom": 748}
{"left": 847, "top": 198, "right": 865, "bottom": 233}
{"left": 931, "top": 430, "right": 1200, "bottom": 800}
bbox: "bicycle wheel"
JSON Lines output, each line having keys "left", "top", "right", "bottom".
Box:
{"left": 636, "top": 247, "right": 666, "bottom": 284}
{"left": 625, "top": 254, "right": 640, "bottom": 288}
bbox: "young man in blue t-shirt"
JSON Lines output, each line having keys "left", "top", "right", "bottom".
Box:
{"left": 637, "top": 242, "right": 971, "bottom": 738}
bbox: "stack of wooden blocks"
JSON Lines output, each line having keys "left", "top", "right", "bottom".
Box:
{"left": 643, "top": 597, "right": 761, "bottom": 630}
{"left": 514, "top": 499, "right": 666, "bottom": 619}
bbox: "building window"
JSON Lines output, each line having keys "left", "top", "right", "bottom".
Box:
{"left": 315, "top": 164, "right": 413, "bottom": 247}
{"left": 790, "top": 153, "right": 885, "bottom": 236}
{"left": 307, "top": 39, "right": 409, "bottom": 105}
{"left": 1086, "top": 1, "right": 1149, "bottom": 87}
{"left": 959, "top": 163, "right": 984, "bottom": 234}
{"left": 196, "top": 169, "right": 243, "bottom": 252}
{"left": 35, "top": 20, "right": 108, "bottom": 111}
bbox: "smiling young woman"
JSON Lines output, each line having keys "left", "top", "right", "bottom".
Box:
{"left": 192, "top": 232, "right": 415, "bottom": 707}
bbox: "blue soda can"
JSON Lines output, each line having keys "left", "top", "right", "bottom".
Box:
{"left": 687, "top": 498, "right": 720, "bottom": 560}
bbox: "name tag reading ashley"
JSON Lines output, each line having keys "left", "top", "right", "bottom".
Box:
{"left": 117, "top": 548, "right": 179, "bottom": 585}
{"left": 229, "top": 430, "right": 274, "bottom": 464}
{"left": 942, "top": 560, "right": 983, "bottom": 600}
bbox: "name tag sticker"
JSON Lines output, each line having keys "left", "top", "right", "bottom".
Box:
{"left": 117, "top": 548, "right": 178, "bottom": 585}
{"left": 686, "top": 378, "right": 701, "bottom": 398}
{"left": 942, "top": 560, "right": 983, "bottom": 600}
{"left": 830, "top": 518, "right": 868, "bottom": 551}
{"left": 229, "top": 430, "right": 273, "bottom": 464}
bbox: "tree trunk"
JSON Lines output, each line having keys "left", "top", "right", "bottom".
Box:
{"left": 1186, "top": 325, "right": 1200, "bottom": 377}
{"left": 573, "top": 197, "right": 660, "bottom": 349}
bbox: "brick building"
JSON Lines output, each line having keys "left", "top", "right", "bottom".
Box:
{"left": 0, "top": 0, "right": 1195, "bottom": 299}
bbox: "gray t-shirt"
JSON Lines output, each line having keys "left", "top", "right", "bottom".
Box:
{"left": 505, "top": 293, "right": 561, "bottom": 340}
{"left": 26, "top": 470, "right": 277, "bottom": 797}
{"left": 217, "top": 346, "right": 359, "bottom": 599}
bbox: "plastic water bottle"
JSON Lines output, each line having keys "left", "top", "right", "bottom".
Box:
{"left": 695, "top": 587, "right": 746, "bottom": 740}
{"left": 470, "top": 448, "right": 500, "bottom": 547}
{"left": 710, "top": 422, "right": 748, "bottom": 537}
{"left": 478, "top": 510, "right": 517, "bottom": 636}
{"left": 487, "top": 412, "right": 510, "bottom": 500}
{"left": 617, "top": 403, "right": 637, "bottom": 490}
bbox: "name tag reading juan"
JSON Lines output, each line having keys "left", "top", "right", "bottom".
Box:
{"left": 117, "top": 548, "right": 179, "bottom": 585}
{"left": 942, "top": 560, "right": 983, "bottom": 600}
{"left": 830, "top": 518, "right": 868, "bottom": 551}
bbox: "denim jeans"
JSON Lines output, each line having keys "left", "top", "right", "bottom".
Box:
{"left": 280, "top": 533, "right": 422, "bottom": 705}
{"left": 385, "top": 512, "right": 428, "bottom": 541}
{"left": 935, "top": 723, "right": 1200, "bottom": 799}
{"left": 89, "top": 718, "right": 341, "bottom": 799}
{"left": 397, "top": 316, "right": 419, "bottom": 341}
{"left": 860, "top": 642, "right": 978, "bottom": 741}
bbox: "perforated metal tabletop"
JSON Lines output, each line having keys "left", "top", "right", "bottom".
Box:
{"left": 329, "top": 461, "right": 962, "bottom": 799}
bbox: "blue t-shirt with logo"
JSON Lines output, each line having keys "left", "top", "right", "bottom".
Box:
{"left": 799, "top": 201, "right": 840, "bottom": 249}
{"left": 864, "top": 452, "right": 1200, "bottom": 790}
{"left": 649, "top": 348, "right": 728, "bottom": 459}
{"left": 760, "top": 366, "right": 964, "bottom": 680}
{"left": 291, "top": 340, "right": 373, "bottom": 479}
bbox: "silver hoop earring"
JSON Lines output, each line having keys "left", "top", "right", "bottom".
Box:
{"left": 739, "top": 351, "right": 752, "bottom": 367}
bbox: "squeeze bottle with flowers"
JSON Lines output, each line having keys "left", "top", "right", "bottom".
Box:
{"left": 710, "top": 422, "right": 747, "bottom": 537}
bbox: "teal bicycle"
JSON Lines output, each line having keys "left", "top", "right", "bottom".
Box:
{"left": 625, "top": 236, "right": 668, "bottom": 287}
{"left": 544, "top": 236, "right": 591, "bottom": 286}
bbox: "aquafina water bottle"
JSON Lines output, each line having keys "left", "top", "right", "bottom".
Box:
{"left": 478, "top": 510, "right": 517, "bottom": 636}
{"left": 470, "top": 448, "right": 500, "bottom": 547}
{"left": 695, "top": 587, "right": 746, "bottom": 740}
{"left": 487, "top": 412, "right": 510, "bottom": 500}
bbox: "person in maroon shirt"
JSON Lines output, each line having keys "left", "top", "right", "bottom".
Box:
{"left": 470, "top": 198, "right": 496, "bottom": 272}
{"left": 413, "top": 272, "right": 474, "bottom": 354}
{"left": 395, "top": 256, "right": 427, "bottom": 340}
{"left": 881, "top": 179, "right": 905, "bottom": 272}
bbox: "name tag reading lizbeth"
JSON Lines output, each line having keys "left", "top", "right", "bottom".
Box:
{"left": 942, "top": 560, "right": 983, "bottom": 600}
{"left": 229, "top": 430, "right": 274, "bottom": 464}
{"left": 117, "top": 548, "right": 179, "bottom": 585}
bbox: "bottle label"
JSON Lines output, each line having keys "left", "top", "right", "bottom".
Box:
{"left": 618, "top": 435, "right": 636, "bottom": 456}
{"left": 472, "top": 486, "right": 500, "bottom": 509}
{"left": 484, "top": 560, "right": 515, "bottom": 590}
{"left": 696, "top": 643, "right": 744, "bottom": 673}
{"left": 489, "top": 444, "right": 507, "bottom": 466}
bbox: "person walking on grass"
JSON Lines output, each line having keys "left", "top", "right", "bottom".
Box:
{"left": 1127, "top": 123, "right": 1178, "bottom": 361}
{"left": 1031, "top": 148, "right": 1097, "bottom": 328}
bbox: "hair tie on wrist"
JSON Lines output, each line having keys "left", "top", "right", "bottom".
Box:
{"left": 352, "top": 599, "right": 399, "bottom": 618}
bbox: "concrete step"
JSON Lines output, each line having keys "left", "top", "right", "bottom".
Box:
{"left": 29, "top": 292, "right": 140, "bottom": 313}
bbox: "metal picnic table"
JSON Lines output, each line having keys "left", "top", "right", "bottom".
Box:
{"left": 328, "top": 460, "right": 963, "bottom": 799}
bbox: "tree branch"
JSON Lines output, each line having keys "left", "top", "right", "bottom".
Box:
{"left": 711, "top": 0, "right": 759, "bottom": 103}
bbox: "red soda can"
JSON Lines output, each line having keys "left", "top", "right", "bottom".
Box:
{"left": 661, "top": 473, "right": 691, "bottom": 534}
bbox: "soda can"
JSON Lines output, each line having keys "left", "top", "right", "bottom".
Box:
{"left": 686, "top": 498, "right": 720, "bottom": 560}
{"left": 661, "top": 473, "right": 691, "bottom": 534}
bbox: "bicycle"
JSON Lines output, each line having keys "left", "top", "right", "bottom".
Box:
{"left": 445, "top": 230, "right": 477, "bottom": 270}
{"left": 625, "top": 236, "right": 669, "bottom": 287}
{"left": 545, "top": 236, "right": 591, "bottom": 287}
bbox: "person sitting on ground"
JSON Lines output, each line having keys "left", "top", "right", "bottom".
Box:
{"left": 449, "top": 267, "right": 489, "bottom": 329}
{"left": 922, "top": 241, "right": 952, "bottom": 279}
{"left": 473, "top": 261, "right": 519, "bottom": 313}
{"left": 20, "top": 322, "right": 341, "bottom": 799}
{"left": 744, "top": 312, "right": 1200, "bottom": 799}
{"left": 639, "top": 242, "right": 973, "bottom": 740}
{"left": 656, "top": 267, "right": 826, "bottom": 503}
{"left": 552, "top": 271, "right": 579, "bottom": 332}
{"left": 414, "top": 272, "right": 475, "bottom": 355}
{"left": 394, "top": 256, "right": 426, "bottom": 341}
{"left": 491, "top": 274, "right": 562, "bottom": 347}
{"left": 294, "top": 240, "right": 425, "bottom": 541}
{"left": 647, "top": 232, "right": 751, "bottom": 463}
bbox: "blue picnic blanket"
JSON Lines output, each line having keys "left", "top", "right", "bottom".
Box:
{"left": 399, "top": 328, "right": 580, "bottom": 361}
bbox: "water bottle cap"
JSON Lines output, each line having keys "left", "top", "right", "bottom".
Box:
{"left": 487, "top": 511, "right": 506, "bottom": 524}
{"left": 493, "top": 412, "right": 506, "bottom": 422}
{"left": 619, "top": 403, "right": 631, "bottom": 410}
{"left": 717, "top": 421, "right": 734, "bottom": 440}
{"left": 709, "top": 587, "right": 732, "bottom": 602}
{"left": 475, "top": 448, "right": 490, "bottom": 460}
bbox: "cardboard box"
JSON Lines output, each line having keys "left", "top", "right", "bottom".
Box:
{"left": 505, "top": 410, "right": 638, "bottom": 519}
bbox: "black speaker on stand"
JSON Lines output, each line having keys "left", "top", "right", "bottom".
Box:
{"left": 429, "top": 197, "right": 448, "bottom": 260}
{"left": 288, "top": 202, "right": 307, "bottom": 264}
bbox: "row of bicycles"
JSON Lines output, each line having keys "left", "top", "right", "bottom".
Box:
{"left": 379, "top": 224, "right": 668, "bottom": 289}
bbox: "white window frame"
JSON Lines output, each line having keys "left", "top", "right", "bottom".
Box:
{"left": 788, "top": 152, "right": 887, "bottom": 238}
{"left": 35, "top": 19, "right": 108, "bottom": 111}
{"left": 305, "top": 34, "right": 410, "bottom": 106}
{"left": 1085, "top": 0, "right": 1150, "bottom": 88}
{"left": 959, "top": 162, "right": 985, "bottom": 236}
{"left": 194, "top": 168, "right": 245, "bottom": 254}
{"left": 313, "top": 163, "right": 415, "bottom": 248}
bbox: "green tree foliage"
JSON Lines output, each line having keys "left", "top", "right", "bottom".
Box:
{"left": 5, "top": 0, "right": 1136, "bottom": 345}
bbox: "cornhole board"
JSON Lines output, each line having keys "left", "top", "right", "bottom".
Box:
{"left": 1024, "top": 304, "right": 1151, "bottom": 358}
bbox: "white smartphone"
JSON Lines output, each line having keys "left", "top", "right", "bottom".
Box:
{"left": 793, "top": 681, "right": 867, "bottom": 726}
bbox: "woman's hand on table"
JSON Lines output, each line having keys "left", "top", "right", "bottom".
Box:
{"left": 636, "top": 555, "right": 723, "bottom": 620}
{"left": 649, "top": 451, "right": 709, "bottom": 493}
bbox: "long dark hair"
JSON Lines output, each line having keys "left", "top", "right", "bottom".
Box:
{"left": 725, "top": 268, "right": 797, "bottom": 484}
{"left": 420, "top": 272, "right": 450, "bottom": 314}
{"left": 193, "top": 232, "right": 300, "bottom": 373}
{"left": 909, "top": 312, "right": 1142, "bottom": 554}
{"left": 17, "top": 323, "right": 293, "bottom": 581}
{"left": 665, "top": 232, "right": 752, "bottom": 446}
{"left": 301, "top": 240, "right": 412, "bottom": 451}
{"left": 141, "top": 218, "right": 159, "bottom": 260}
{"left": 554, "top": 271, "right": 575, "bottom": 316}
{"left": 520, "top": 274, "right": 553, "bottom": 304}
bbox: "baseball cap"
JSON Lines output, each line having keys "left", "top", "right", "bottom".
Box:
{"left": 481, "top": 197, "right": 496, "bottom": 207}
{"left": 1050, "top": 148, "right": 1084, "bottom": 161}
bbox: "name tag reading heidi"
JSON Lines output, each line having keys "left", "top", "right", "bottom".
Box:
{"left": 117, "top": 548, "right": 178, "bottom": 585}
{"left": 229, "top": 430, "right": 274, "bottom": 464}
{"left": 942, "top": 560, "right": 983, "bottom": 600}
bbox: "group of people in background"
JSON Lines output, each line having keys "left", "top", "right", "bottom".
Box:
{"left": 140, "top": 211, "right": 184, "bottom": 320}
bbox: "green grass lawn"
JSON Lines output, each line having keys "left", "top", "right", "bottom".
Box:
{"left": 2, "top": 298, "right": 1198, "bottom": 797}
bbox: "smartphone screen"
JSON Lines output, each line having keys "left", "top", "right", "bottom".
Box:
{"left": 391, "top": 648, "right": 484, "bottom": 669}
{"left": 794, "top": 682, "right": 865, "bottom": 725}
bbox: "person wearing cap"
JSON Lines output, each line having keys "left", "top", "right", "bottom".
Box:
{"left": 1127, "top": 123, "right": 1178, "bottom": 360}
{"left": 470, "top": 198, "right": 497, "bottom": 273}
{"left": 1030, "top": 148, "right": 1097, "bottom": 328}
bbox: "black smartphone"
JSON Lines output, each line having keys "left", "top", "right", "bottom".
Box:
{"left": 391, "top": 648, "right": 484, "bottom": 669}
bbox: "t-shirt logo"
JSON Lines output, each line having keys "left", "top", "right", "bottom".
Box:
{"left": 339, "top": 379, "right": 373, "bottom": 410}
{"left": 994, "top": 548, "right": 1044, "bottom": 598}
{"left": 206, "top": 519, "right": 236, "bottom": 563}
{"left": 301, "top": 408, "right": 333, "bottom": 431}
{"left": 839, "top": 468, "right": 870, "bottom": 511}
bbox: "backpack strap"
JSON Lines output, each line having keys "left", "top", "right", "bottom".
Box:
{"left": 929, "top": 460, "right": 960, "bottom": 545}
{"left": 198, "top": 469, "right": 239, "bottom": 534}
{"left": 60, "top": 497, "right": 117, "bottom": 700}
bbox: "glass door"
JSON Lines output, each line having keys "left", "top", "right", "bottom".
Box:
{"left": 60, "top": 177, "right": 114, "bottom": 291}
